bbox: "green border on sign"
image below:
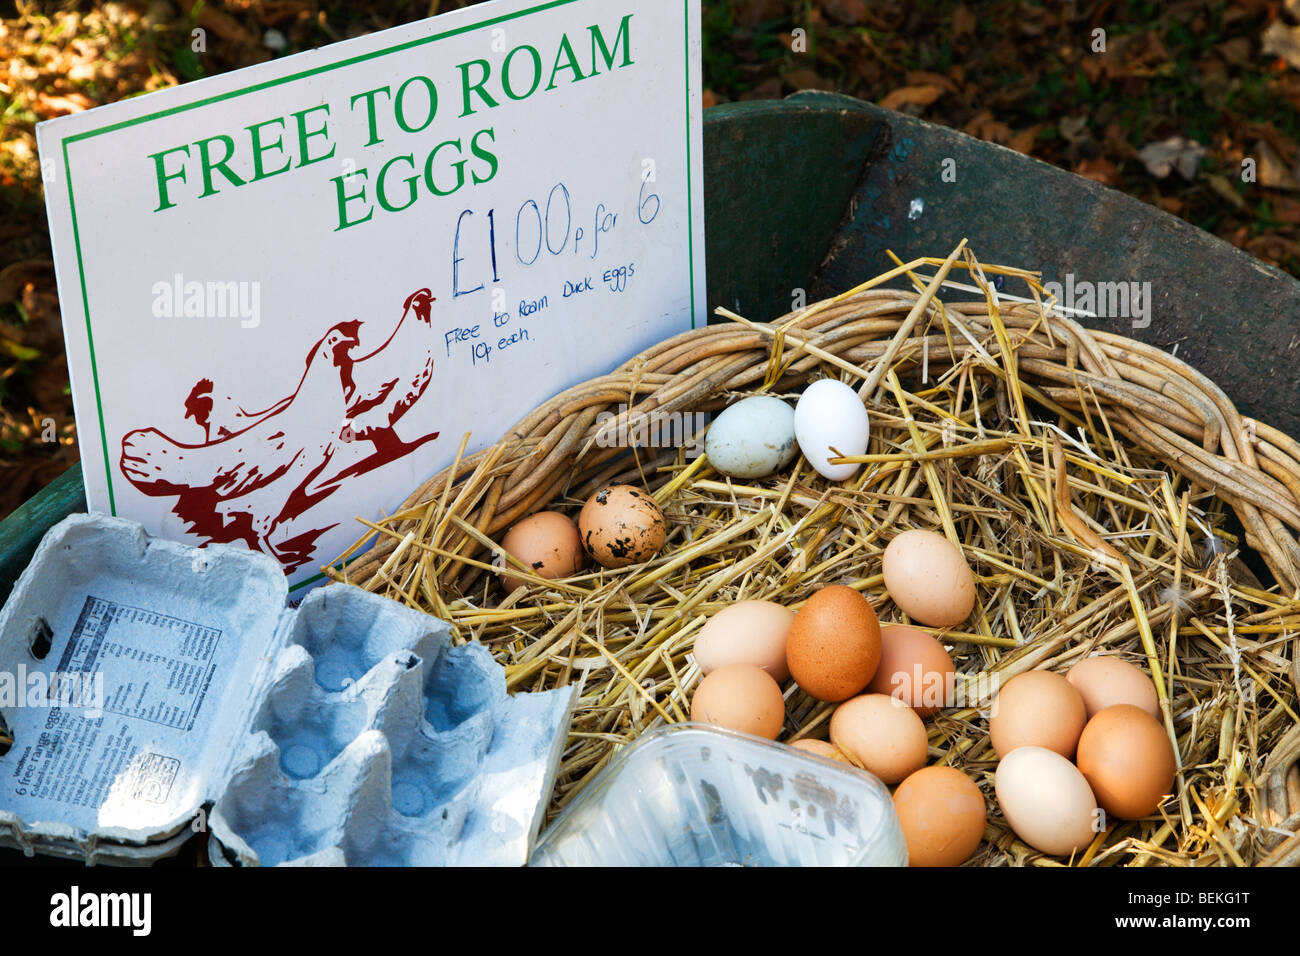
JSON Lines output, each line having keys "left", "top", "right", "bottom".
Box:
{"left": 58, "top": 0, "right": 699, "bottom": 591}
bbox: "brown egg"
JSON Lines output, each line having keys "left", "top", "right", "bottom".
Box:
{"left": 867, "top": 624, "right": 956, "bottom": 717}
{"left": 694, "top": 600, "right": 794, "bottom": 681}
{"left": 1076, "top": 705, "right": 1177, "bottom": 819}
{"left": 989, "top": 670, "right": 1087, "bottom": 760}
{"left": 785, "top": 585, "right": 882, "bottom": 702}
{"left": 1066, "top": 656, "right": 1160, "bottom": 719}
{"left": 893, "top": 766, "right": 986, "bottom": 867}
{"left": 881, "top": 529, "right": 976, "bottom": 628}
{"left": 788, "top": 738, "right": 852, "bottom": 763}
{"left": 830, "top": 693, "right": 929, "bottom": 784}
{"left": 578, "top": 485, "right": 667, "bottom": 569}
{"left": 498, "top": 511, "right": 585, "bottom": 592}
{"left": 690, "top": 664, "right": 785, "bottom": 739}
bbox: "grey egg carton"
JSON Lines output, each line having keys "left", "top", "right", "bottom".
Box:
{"left": 207, "top": 606, "right": 573, "bottom": 866}
{"left": 0, "top": 514, "right": 573, "bottom": 866}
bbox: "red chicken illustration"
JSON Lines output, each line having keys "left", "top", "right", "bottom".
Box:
{"left": 120, "top": 322, "right": 361, "bottom": 566}
{"left": 184, "top": 378, "right": 288, "bottom": 443}
{"left": 118, "top": 289, "right": 443, "bottom": 574}
{"left": 324, "top": 287, "right": 441, "bottom": 486}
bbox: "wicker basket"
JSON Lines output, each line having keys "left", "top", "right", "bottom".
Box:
{"left": 337, "top": 274, "right": 1300, "bottom": 867}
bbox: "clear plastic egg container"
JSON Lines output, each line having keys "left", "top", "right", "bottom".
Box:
{"left": 529, "top": 723, "right": 908, "bottom": 867}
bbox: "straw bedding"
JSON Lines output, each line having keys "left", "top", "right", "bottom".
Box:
{"left": 331, "top": 246, "right": 1300, "bottom": 866}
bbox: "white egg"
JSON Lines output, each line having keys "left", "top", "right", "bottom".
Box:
{"left": 704, "top": 396, "right": 798, "bottom": 479}
{"left": 995, "top": 746, "right": 1100, "bottom": 857}
{"left": 794, "top": 379, "right": 870, "bottom": 481}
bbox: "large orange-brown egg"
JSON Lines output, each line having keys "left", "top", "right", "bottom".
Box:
{"left": 830, "top": 693, "right": 929, "bottom": 784}
{"left": 578, "top": 485, "right": 667, "bottom": 569}
{"left": 867, "top": 624, "right": 956, "bottom": 717}
{"left": 1066, "top": 656, "right": 1160, "bottom": 719}
{"left": 893, "top": 766, "right": 986, "bottom": 867}
{"left": 1076, "top": 704, "right": 1177, "bottom": 819}
{"left": 690, "top": 664, "right": 785, "bottom": 739}
{"left": 499, "top": 511, "right": 584, "bottom": 592}
{"left": 881, "top": 529, "right": 976, "bottom": 628}
{"left": 786, "top": 585, "right": 882, "bottom": 702}
{"left": 989, "top": 670, "right": 1087, "bottom": 759}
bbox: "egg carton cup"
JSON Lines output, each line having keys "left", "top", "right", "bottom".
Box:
{"left": 0, "top": 514, "right": 574, "bottom": 866}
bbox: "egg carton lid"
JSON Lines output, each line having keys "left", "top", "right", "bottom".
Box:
{"left": 0, "top": 514, "right": 567, "bottom": 864}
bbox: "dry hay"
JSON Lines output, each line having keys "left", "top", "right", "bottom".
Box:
{"left": 331, "top": 246, "right": 1300, "bottom": 866}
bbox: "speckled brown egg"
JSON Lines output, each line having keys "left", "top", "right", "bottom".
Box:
{"left": 785, "top": 585, "right": 882, "bottom": 702}
{"left": 894, "top": 766, "right": 987, "bottom": 867}
{"left": 690, "top": 664, "right": 786, "bottom": 739}
{"left": 866, "top": 624, "right": 956, "bottom": 717}
{"left": 499, "top": 511, "right": 584, "bottom": 592}
{"left": 1076, "top": 704, "right": 1177, "bottom": 819}
{"left": 578, "top": 485, "right": 667, "bottom": 569}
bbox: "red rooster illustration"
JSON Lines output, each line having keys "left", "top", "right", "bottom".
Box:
{"left": 119, "top": 288, "right": 444, "bottom": 573}
{"left": 120, "top": 322, "right": 361, "bottom": 563}
{"left": 322, "top": 287, "right": 441, "bottom": 487}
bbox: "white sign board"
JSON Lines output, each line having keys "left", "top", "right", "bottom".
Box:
{"left": 37, "top": 0, "right": 705, "bottom": 591}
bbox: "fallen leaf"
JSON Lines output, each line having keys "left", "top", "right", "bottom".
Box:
{"left": 0, "top": 339, "right": 40, "bottom": 362}
{"left": 1078, "top": 56, "right": 1114, "bottom": 86}
{"left": 1058, "top": 115, "right": 1090, "bottom": 143}
{"left": 1204, "top": 174, "right": 1247, "bottom": 208}
{"left": 1008, "top": 125, "right": 1043, "bottom": 155}
{"left": 1247, "top": 234, "right": 1300, "bottom": 264}
{"left": 0, "top": 260, "right": 55, "bottom": 304}
{"left": 185, "top": 2, "right": 259, "bottom": 48}
{"left": 822, "top": 0, "right": 867, "bottom": 26}
{"left": 963, "top": 110, "right": 1012, "bottom": 145}
{"left": 1271, "top": 196, "right": 1300, "bottom": 223}
{"left": 1137, "top": 136, "right": 1207, "bottom": 180}
{"left": 951, "top": 5, "right": 976, "bottom": 39}
{"left": 1251, "top": 139, "right": 1300, "bottom": 190}
{"left": 1215, "top": 37, "right": 1253, "bottom": 67}
{"left": 32, "top": 92, "right": 93, "bottom": 118}
{"left": 905, "top": 70, "right": 958, "bottom": 94}
{"left": 881, "top": 84, "right": 945, "bottom": 111}
{"left": 1262, "top": 21, "right": 1300, "bottom": 71}
{"left": 1075, "top": 156, "right": 1119, "bottom": 186}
